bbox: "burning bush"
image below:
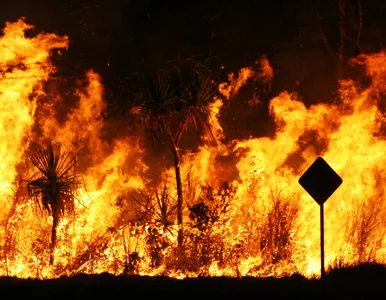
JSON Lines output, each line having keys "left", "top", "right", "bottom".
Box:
{"left": 130, "top": 178, "right": 177, "bottom": 272}
{"left": 259, "top": 187, "right": 301, "bottom": 269}
{"left": 185, "top": 181, "right": 235, "bottom": 275}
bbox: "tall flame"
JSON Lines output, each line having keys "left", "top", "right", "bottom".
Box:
{"left": 0, "top": 18, "right": 385, "bottom": 279}
{"left": 0, "top": 18, "right": 68, "bottom": 217}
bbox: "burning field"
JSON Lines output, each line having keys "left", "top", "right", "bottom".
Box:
{"left": 0, "top": 16, "right": 386, "bottom": 291}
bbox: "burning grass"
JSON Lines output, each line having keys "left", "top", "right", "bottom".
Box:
{"left": 0, "top": 18, "right": 386, "bottom": 280}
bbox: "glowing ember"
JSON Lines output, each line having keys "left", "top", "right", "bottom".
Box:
{"left": 0, "top": 18, "right": 385, "bottom": 279}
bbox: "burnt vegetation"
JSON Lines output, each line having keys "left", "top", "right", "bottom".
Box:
{"left": 3, "top": 1, "right": 386, "bottom": 293}
{"left": 1, "top": 54, "right": 384, "bottom": 282}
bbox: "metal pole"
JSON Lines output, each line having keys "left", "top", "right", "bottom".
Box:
{"left": 320, "top": 203, "right": 325, "bottom": 279}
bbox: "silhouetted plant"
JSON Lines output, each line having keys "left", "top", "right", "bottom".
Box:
{"left": 146, "top": 226, "right": 171, "bottom": 268}
{"left": 133, "top": 179, "right": 177, "bottom": 231}
{"left": 186, "top": 181, "right": 236, "bottom": 274}
{"left": 259, "top": 186, "right": 300, "bottom": 266}
{"left": 135, "top": 58, "right": 219, "bottom": 249}
{"left": 25, "top": 142, "right": 80, "bottom": 265}
{"left": 189, "top": 182, "right": 233, "bottom": 229}
{"left": 125, "top": 251, "right": 141, "bottom": 275}
{"left": 132, "top": 179, "right": 177, "bottom": 269}
{"left": 344, "top": 195, "right": 383, "bottom": 263}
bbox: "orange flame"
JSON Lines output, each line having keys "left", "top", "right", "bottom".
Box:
{"left": 0, "top": 18, "right": 385, "bottom": 279}
{"left": 0, "top": 18, "right": 68, "bottom": 216}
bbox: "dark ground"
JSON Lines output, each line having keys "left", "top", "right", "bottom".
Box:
{"left": 0, "top": 264, "right": 385, "bottom": 299}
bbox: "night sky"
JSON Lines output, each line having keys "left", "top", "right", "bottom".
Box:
{"left": 1, "top": 0, "right": 386, "bottom": 139}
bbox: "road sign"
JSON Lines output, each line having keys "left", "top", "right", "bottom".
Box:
{"left": 298, "top": 156, "right": 342, "bottom": 205}
{"left": 298, "top": 156, "right": 343, "bottom": 279}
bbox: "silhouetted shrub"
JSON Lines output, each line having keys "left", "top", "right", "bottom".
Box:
{"left": 259, "top": 187, "right": 300, "bottom": 266}
{"left": 185, "top": 181, "right": 236, "bottom": 274}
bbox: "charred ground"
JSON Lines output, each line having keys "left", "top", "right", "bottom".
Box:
{"left": 1, "top": 263, "right": 385, "bottom": 299}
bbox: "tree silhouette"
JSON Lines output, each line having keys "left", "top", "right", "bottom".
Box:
{"left": 315, "top": 0, "right": 364, "bottom": 78}
{"left": 136, "top": 58, "right": 218, "bottom": 251}
{"left": 26, "top": 142, "right": 79, "bottom": 265}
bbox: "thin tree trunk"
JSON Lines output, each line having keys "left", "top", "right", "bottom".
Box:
{"left": 315, "top": 5, "right": 337, "bottom": 64}
{"left": 171, "top": 141, "right": 184, "bottom": 251}
{"left": 172, "top": 117, "right": 190, "bottom": 253}
{"left": 338, "top": 0, "right": 345, "bottom": 79}
{"left": 50, "top": 217, "right": 57, "bottom": 265}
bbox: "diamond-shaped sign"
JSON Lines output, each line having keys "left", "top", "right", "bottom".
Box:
{"left": 298, "top": 157, "right": 343, "bottom": 205}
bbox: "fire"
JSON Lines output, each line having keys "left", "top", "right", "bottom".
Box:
{"left": 0, "top": 18, "right": 385, "bottom": 279}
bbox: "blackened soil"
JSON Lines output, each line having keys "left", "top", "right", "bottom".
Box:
{"left": 1, "top": 263, "right": 385, "bottom": 299}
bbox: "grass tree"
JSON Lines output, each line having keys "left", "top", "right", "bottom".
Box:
{"left": 26, "top": 142, "right": 79, "bottom": 265}
{"left": 134, "top": 179, "right": 177, "bottom": 232}
{"left": 136, "top": 58, "right": 218, "bottom": 251}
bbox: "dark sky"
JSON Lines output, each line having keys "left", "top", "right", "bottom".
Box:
{"left": 0, "top": 1, "right": 299, "bottom": 73}
{"left": 1, "top": 0, "right": 386, "bottom": 139}
{"left": 1, "top": 1, "right": 385, "bottom": 84}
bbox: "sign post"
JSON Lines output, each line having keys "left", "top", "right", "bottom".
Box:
{"left": 320, "top": 203, "right": 324, "bottom": 278}
{"left": 298, "top": 156, "right": 342, "bottom": 279}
